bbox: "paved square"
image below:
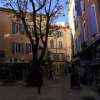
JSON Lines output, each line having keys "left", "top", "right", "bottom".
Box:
{"left": 0, "top": 75, "right": 99, "bottom": 100}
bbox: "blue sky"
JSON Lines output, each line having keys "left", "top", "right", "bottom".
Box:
{"left": 0, "top": 0, "right": 68, "bottom": 23}
{"left": 57, "top": 0, "right": 69, "bottom": 23}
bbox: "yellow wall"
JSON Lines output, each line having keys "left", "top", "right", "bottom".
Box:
{"left": 0, "top": 10, "right": 32, "bottom": 62}
{"left": 0, "top": 8, "right": 72, "bottom": 65}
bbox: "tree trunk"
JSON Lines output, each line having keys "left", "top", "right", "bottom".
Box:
{"left": 25, "top": 59, "right": 42, "bottom": 86}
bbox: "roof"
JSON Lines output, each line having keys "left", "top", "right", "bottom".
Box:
{"left": 0, "top": 7, "right": 16, "bottom": 13}
{"left": 0, "top": 7, "right": 46, "bottom": 17}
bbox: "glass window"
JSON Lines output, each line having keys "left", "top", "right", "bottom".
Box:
{"left": 60, "top": 53, "right": 65, "bottom": 61}
{"left": 12, "top": 43, "right": 25, "bottom": 53}
{"left": 59, "top": 41, "right": 63, "bottom": 48}
{"left": 25, "top": 43, "right": 32, "bottom": 53}
{"left": 58, "top": 31, "right": 63, "bottom": 36}
{"left": 30, "top": 28, "right": 34, "bottom": 36}
{"left": 19, "top": 24, "right": 25, "bottom": 34}
{"left": 12, "top": 23, "right": 16, "bottom": 34}
{"left": 15, "top": 24, "right": 19, "bottom": 33}
{"left": 26, "top": 43, "right": 29, "bottom": 53}
{"left": 0, "top": 50, "right": 5, "bottom": 57}
{"left": 20, "top": 43, "right": 24, "bottom": 53}
{"left": 29, "top": 44, "right": 32, "bottom": 53}
{"left": 50, "top": 40, "right": 54, "bottom": 48}
{"left": 17, "top": 43, "right": 21, "bottom": 52}
{"left": 12, "top": 43, "right": 16, "bottom": 53}
{"left": 83, "top": 20, "right": 88, "bottom": 43}
{"left": 54, "top": 54, "right": 59, "bottom": 61}
{"left": 12, "top": 22, "right": 25, "bottom": 34}
{"left": 12, "top": 22, "right": 18, "bottom": 34}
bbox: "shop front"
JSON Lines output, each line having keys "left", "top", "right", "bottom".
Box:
{"left": 79, "top": 37, "right": 100, "bottom": 90}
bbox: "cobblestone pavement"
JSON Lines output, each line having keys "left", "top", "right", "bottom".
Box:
{"left": 0, "top": 75, "right": 99, "bottom": 100}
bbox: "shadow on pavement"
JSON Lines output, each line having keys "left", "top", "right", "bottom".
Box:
{"left": 0, "top": 81, "right": 26, "bottom": 87}
{"left": 81, "top": 96, "right": 96, "bottom": 100}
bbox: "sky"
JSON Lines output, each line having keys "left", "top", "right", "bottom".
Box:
{"left": 0, "top": 0, "right": 69, "bottom": 23}
{"left": 57, "top": 0, "right": 69, "bottom": 23}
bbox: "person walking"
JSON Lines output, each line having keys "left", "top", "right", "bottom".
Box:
{"left": 36, "top": 71, "right": 43, "bottom": 94}
{"left": 48, "top": 70, "right": 53, "bottom": 80}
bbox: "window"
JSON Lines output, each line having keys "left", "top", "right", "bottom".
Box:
{"left": 19, "top": 24, "right": 25, "bottom": 34}
{"left": 20, "top": 43, "right": 24, "bottom": 53}
{"left": 97, "top": 0, "right": 100, "bottom": 11}
{"left": 54, "top": 54, "right": 59, "bottom": 61}
{"left": 60, "top": 53, "right": 65, "bottom": 61}
{"left": 16, "top": 43, "right": 21, "bottom": 52}
{"left": 89, "top": 4, "right": 98, "bottom": 37}
{"left": 12, "top": 43, "right": 16, "bottom": 53}
{"left": 81, "top": 0, "right": 85, "bottom": 14}
{"left": 12, "top": 23, "right": 16, "bottom": 33}
{"left": 28, "top": 25, "right": 34, "bottom": 36}
{"left": 49, "top": 53, "right": 54, "bottom": 60}
{"left": 82, "top": 20, "right": 88, "bottom": 43}
{"left": 25, "top": 43, "right": 32, "bottom": 53}
{"left": 30, "top": 28, "right": 34, "bottom": 36}
{"left": 12, "top": 22, "right": 25, "bottom": 34}
{"left": 12, "top": 23, "right": 18, "bottom": 34}
{"left": 59, "top": 41, "right": 63, "bottom": 48}
{"left": 12, "top": 43, "right": 25, "bottom": 53}
{"left": 0, "top": 50, "right": 5, "bottom": 58}
{"left": 58, "top": 31, "right": 63, "bottom": 37}
{"left": 50, "top": 40, "right": 54, "bottom": 48}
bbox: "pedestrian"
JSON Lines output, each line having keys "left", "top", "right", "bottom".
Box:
{"left": 48, "top": 70, "right": 53, "bottom": 80}
{"left": 36, "top": 71, "right": 43, "bottom": 94}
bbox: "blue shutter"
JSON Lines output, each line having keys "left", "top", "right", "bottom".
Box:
{"left": 89, "top": 5, "right": 97, "bottom": 36}
{"left": 83, "top": 21, "right": 88, "bottom": 42}
{"left": 12, "top": 23, "right": 16, "bottom": 34}
{"left": 75, "top": 0, "right": 82, "bottom": 16}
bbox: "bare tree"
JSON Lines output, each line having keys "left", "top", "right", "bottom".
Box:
{"left": 2, "top": 0, "right": 63, "bottom": 85}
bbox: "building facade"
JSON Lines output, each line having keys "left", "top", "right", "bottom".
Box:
{"left": 0, "top": 8, "right": 48, "bottom": 63}
{"left": 68, "top": 0, "right": 100, "bottom": 89}
{"left": 48, "top": 25, "right": 71, "bottom": 79}
{"left": 0, "top": 8, "right": 71, "bottom": 79}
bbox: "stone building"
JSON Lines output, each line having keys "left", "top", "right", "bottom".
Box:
{"left": 0, "top": 7, "right": 71, "bottom": 79}
{"left": 68, "top": 0, "right": 100, "bottom": 89}
{"left": 48, "top": 24, "right": 71, "bottom": 79}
